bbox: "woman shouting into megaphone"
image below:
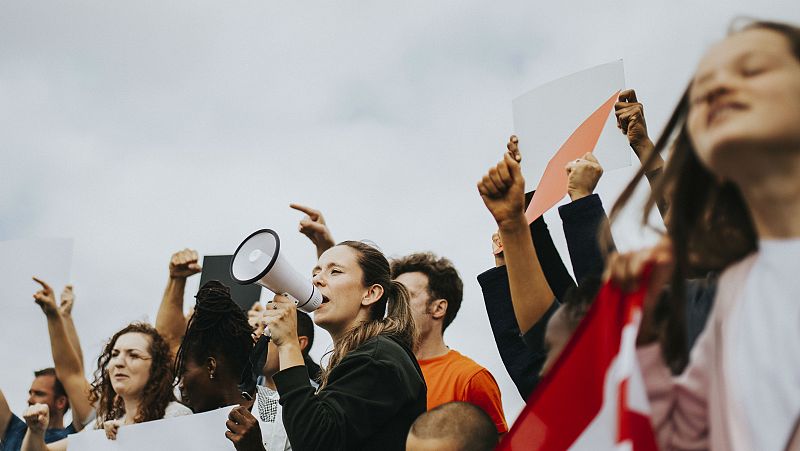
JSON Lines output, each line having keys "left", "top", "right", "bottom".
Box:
{"left": 264, "top": 241, "right": 427, "bottom": 451}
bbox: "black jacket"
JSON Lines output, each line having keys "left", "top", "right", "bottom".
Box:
{"left": 274, "top": 334, "right": 426, "bottom": 451}
{"left": 478, "top": 195, "right": 606, "bottom": 399}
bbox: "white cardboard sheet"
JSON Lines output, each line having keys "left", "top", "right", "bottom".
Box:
{"left": 512, "top": 60, "right": 631, "bottom": 186}
{"left": 68, "top": 406, "right": 236, "bottom": 451}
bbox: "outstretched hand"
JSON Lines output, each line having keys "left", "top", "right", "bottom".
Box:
{"left": 477, "top": 135, "right": 526, "bottom": 230}
{"left": 290, "top": 204, "right": 336, "bottom": 256}
{"left": 32, "top": 277, "right": 59, "bottom": 317}
{"left": 169, "top": 249, "right": 202, "bottom": 279}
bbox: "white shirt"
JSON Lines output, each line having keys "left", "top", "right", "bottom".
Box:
{"left": 731, "top": 238, "right": 800, "bottom": 450}
{"left": 83, "top": 400, "right": 193, "bottom": 430}
{"left": 253, "top": 386, "right": 291, "bottom": 451}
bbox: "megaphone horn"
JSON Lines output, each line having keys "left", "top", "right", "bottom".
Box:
{"left": 230, "top": 229, "right": 323, "bottom": 313}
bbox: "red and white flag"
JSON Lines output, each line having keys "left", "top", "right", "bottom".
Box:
{"left": 498, "top": 270, "right": 658, "bottom": 451}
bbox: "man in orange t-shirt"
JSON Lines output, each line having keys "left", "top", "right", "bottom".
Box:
{"left": 392, "top": 253, "right": 508, "bottom": 434}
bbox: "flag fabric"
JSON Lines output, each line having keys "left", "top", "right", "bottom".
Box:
{"left": 498, "top": 269, "right": 658, "bottom": 450}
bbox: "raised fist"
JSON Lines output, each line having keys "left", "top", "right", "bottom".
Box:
{"left": 477, "top": 136, "right": 526, "bottom": 230}
{"left": 566, "top": 152, "right": 603, "bottom": 201}
{"left": 23, "top": 403, "right": 49, "bottom": 435}
{"left": 169, "top": 249, "right": 202, "bottom": 279}
{"left": 59, "top": 285, "right": 75, "bottom": 316}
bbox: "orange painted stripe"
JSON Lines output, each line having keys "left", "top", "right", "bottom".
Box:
{"left": 525, "top": 90, "right": 621, "bottom": 223}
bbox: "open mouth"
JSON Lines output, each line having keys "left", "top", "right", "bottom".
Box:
{"left": 707, "top": 102, "right": 746, "bottom": 126}
{"left": 321, "top": 295, "right": 331, "bottom": 304}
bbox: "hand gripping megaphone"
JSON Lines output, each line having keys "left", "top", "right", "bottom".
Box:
{"left": 230, "top": 229, "right": 323, "bottom": 313}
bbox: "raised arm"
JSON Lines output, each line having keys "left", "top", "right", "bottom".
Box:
{"left": 477, "top": 136, "right": 555, "bottom": 334}
{"left": 32, "top": 278, "right": 93, "bottom": 431}
{"left": 479, "top": 210, "right": 574, "bottom": 398}
{"left": 155, "top": 249, "right": 201, "bottom": 355}
{"left": 615, "top": 89, "right": 668, "bottom": 218}
{"left": 0, "top": 388, "right": 11, "bottom": 441}
{"left": 290, "top": 204, "right": 336, "bottom": 258}
{"left": 559, "top": 152, "right": 615, "bottom": 283}
{"left": 57, "top": 285, "right": 84, "bottom": 371}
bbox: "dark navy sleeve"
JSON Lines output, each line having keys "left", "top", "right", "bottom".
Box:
{"left": 684, "top": 273, "right": 717, "bottom": 350}
{"left": 0, "top": 413, "right": 27, "bottom": 451}
{"left": 558, "top": 194, "right": 615, "bottom": 285}
{"left": 478, "top": 266, "right": 559, "bottom": 400}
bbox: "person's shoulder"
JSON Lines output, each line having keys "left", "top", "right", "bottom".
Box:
{"left": 350, "top": 335, "right": 409, "bottom": 358}
{"left": 445, "top": 349, "right": 489, "bottom": 377}
{"left": 344, "top": 335, "right": 418, "bottom": 373}
{"left": 163, "top": 401, "right": 193, "bottom": 419}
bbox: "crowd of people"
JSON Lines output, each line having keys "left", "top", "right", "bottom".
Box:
{"left": 2, "top": 19, "right": 799, "bottom": 451}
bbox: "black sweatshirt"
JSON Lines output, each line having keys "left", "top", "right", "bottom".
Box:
{"left": 478, "top": 196, "right": 605, "bottom": 399}
{"left": 273, "top": 334, "right": 426, "bottom": 451}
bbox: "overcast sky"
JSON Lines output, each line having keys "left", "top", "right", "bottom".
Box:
{"left": 2, "top": 0, "right": 798, "bottom": 424}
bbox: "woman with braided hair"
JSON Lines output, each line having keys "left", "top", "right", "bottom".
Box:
{"left": 21, "top": 323, "right": 191, "bottom": 451}
{"left": 265, "top": 241, "right": 427, "bottom": 451}
{"left": 176, "top": 280, "right": 314, "bottom": 451}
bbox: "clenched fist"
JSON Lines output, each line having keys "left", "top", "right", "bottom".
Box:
{"left": 566, "top": 152, "right": 603, "bottom": 201}
{"left": 477, "top": 136, "right": 526, "bottom": 231}
{"left": 169, "top": 249, "right": 202, "bottom": 279}
{"left": 23, "top": 403, "right": 49, "bottom": 435}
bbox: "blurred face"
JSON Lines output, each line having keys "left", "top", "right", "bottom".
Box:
{"left": 312, "top": 245, "right": 373, "bottom": 338}
{"left": 28, "top": 375, "right": 66, "bottom": 419}
{"left": 687, "top": 28, "right": 800, "bottom": 179}
{"left": 395, "top": 272, "right": 437, "bottom": 338}
{"left": 540, "top": 308, "right": 571, "bottom": 376}
{"left": 107, "top": 332, "right": 153, "bottom": 399}
{"left": 491, "top": 232, "right": 504, "bottom": 256}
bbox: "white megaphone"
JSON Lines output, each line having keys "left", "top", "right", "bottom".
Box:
{"left": 230, "top": 229, "right": 323, "bottom": 313}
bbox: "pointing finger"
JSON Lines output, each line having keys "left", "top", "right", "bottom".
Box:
{"left": 290, "top": 204, "right": 320, "bottom": 220}
{"left": 32, "top": 277, "right": 52, "bottom": 294}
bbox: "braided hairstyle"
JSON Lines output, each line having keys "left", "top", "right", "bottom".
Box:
{"left": 174, "top": 281, "right": 254, "bottom": 382}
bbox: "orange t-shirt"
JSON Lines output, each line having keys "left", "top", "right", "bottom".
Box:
{"left": 417, "top": 349, "right": 508, "bottom": 433}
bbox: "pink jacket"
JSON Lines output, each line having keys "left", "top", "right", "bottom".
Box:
{"left": 638, "top": 255, "right": 757, "bottom": 451}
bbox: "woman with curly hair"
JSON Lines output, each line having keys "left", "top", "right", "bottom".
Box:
{"left": 21, "top": 323, "right": 191, "bottom": 450}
